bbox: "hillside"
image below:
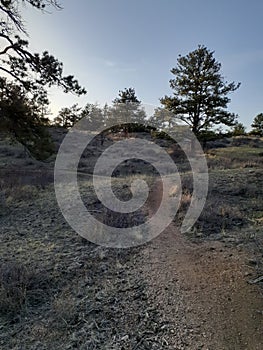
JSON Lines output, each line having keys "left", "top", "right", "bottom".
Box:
{"left": 0, "top": 132, "right": 262, "bottom": 349}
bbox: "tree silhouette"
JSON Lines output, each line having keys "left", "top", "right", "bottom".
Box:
{"left": 110, "top": 88, "right": 146, "bottom": 132}
{"left": 0, "top": 77, "right": 54, "bottom": 160}
{"left": 80, "top": 103, "right": 105, "bottom": 131}
{"left": 251, "top": 113, "right": 263, "bottom": 136}
{"left": 148, "top": 107, "right": 177, "bottom": 130}
{"left": 0, "top": 0, "right": 86, "bottom": 95}
{"left": 0, "top": 0, "right": 86, "bottom": 158}
{"left": 54, "top": 104, "right": 81, "bottom": 128}
{"left": 113, "top": 88, "right": 141, "bottom": 104}
{"left": 160, "top": 45, "right": 240, "bottom": 137}
{"left": 232, "top": 122, "right": 246, "bottom": 136}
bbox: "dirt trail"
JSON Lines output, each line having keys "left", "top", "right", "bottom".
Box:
{"left": 140, "top": 180, "right": 263, "bottom": 349}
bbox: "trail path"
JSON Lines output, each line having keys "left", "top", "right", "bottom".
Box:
{"left": 140, "top": 180, "right": 263, "bottom": 349}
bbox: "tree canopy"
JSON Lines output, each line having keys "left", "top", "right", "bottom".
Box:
{"left": 0, "top": 0, "right": 86, "bottom": 159}
{"left": 80, "top": 103, "right": 105, "bottom": 131}
{"left": 0, "top": 0, "right": 86, "bottom": 95}
{"left": 160, "top": 45, "right": 240, "bottom": 136}
{"left": 0, "top": 77, "right": 54, "bottom": 159}
{"left": 232, "top": 122, "right": 246, "bottom": 136}
{"left": 251, "top": 113, "right": 263, "bottom": 136}
{"left": 148, "top": 107, "right": 177, "bottom": 131}
{"left": 113, "top": 87, "right": 141, "bottom": 104}
{"left": 109, "top": 88, "right": 146, "bottom": 131}
{"left": 53, "top": 104, "right": 81, "bottom": 129}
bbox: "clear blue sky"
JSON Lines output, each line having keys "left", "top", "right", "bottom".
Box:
{"left": 23, "top": 0, "right": 263, "bottom": 129}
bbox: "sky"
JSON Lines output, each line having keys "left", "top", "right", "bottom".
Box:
{"left": 22, "top": 0, "right": 263, "bottom": 129}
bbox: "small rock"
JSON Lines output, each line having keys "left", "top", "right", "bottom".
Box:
{"left": 244, "top": 271, "right": 252, "bottom": 277}
{"left": 121, "top": 335, "right": 129, "bottom": 341}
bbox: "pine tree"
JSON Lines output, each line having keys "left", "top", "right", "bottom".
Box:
{"left": 251, "top": 113, "right": 263, "bottom": 136}
{"left": 160, "top": 45, "right": 240, "bottom": 137}
{"left": 110, "top": 88, "right": 146, "bottom": 132}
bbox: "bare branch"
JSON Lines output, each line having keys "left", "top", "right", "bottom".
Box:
{"left": 0, "top": 66, "right": 27, "bottom": 85}
{"left": 0, "top": 1, "right": 62, "bottom": 33}
{"left": 0, "top": 1, "right": 86, "bottom": 96}
{"left": 0, "top": 4, "right": 26, "bottom": 33}
{"left": 0, "top": 44, "right": 13, "bottom": 54}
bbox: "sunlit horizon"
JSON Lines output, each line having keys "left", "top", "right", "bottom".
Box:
{"left": 21, "top": 0, "right": 263, "bottom": 129}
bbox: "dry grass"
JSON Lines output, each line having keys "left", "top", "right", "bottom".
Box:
{"left": 176, "top": 142, "right": 263, "bottom": 241}
{"left": 207, "top": 146, "right": 263, "bottom": 170}
{"left": 0, "top": 178, "right": 39, "bottom": 210}
{"left": 0, "top": 261, "right": 51, "bottom": 320}
{"left": 0, "top": 134, "right": 262, "bottom": 349}
{"left": 0, "top": 262, "right": 30, "bottom": 318}
{"left": 52, "top": 290, "right": 81, "bottom": 329}
{"left": 0, "top": 168, "right": 54, "bottom": 209}
{"left": 194, "top": 200, "right": 247, "bottom": 236}
{"left": 5, "top": 184, "right": 39, "bottom": 204}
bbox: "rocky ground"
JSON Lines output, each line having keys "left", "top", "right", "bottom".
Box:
{"left": 0, "top": 133, "right": 262, "bottom": 349}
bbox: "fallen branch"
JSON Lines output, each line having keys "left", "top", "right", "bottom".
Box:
{"left": 248, "top": 276, "right": 263, "bottom": 284}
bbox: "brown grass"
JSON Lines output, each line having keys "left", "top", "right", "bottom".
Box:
{"left": 0, "top": 261, "right": 52, "bottom": 320}
{"left": 206, "top": 146, "right": 263, "bottom": 170}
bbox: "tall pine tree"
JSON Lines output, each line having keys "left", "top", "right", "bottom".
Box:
{"left": 161, "top": 45, "right": 240, "bottom": 137}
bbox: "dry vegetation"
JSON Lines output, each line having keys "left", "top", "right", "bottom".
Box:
{"left": 0, "top": 133, "right": 262, "bottom": 349}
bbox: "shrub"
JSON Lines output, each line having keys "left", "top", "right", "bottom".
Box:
{"left": 0, "top": 261, "right": 51, "bottom": 320}
{"left": 52, "top": 292, "right": 80, "bottom": 328}
{"left": 5, "top": 184, "right": 39, "bottom": 204}
{"left": 151, "top": 130, "right": 173, "bottom": 140}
